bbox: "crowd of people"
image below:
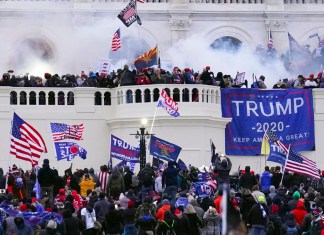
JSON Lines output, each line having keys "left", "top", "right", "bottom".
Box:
{"left": 0, "top": 153, "right": 324, "bottom": 235}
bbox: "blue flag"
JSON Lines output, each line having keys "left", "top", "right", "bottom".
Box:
{"left": 177, "top": 159, "right": 187, "bottom": 171}
{"left": 110, "top": 135, "right": 140, "bottom": 162}
{"left": 54, "top": 142, "right": 87, "bottom": 161}
{"left": 150, "top": 136, "right": 182, "bottom": 162}
{"left": 267, "top": 144, "right": 287, "bottom": 165}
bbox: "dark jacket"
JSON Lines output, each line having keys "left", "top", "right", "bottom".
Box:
{"left": 63, "top": 216, "right": 82, "bottom": 235}
{"left": 247, "top": 203, "right": 269, "bottom": 226}
{"left": 215, "top": 157, "right": 232, "bottom": 184}
{"left": 185, "top": 213, "right": 203, "bottom": 235}
{"left": 239, "top": 173, "right": 258, "bottom": 190}
{"left": 94, "top": 199, "right": 111, "bottom": 223}
{"left": 12, "top": 214, "right": 33, "bottom": 235}
{"left": 121, "top": 69, "right": 136, "bottom": 86}
{"left": 38, "top": 163, "right": 56, "bottom": 187}
{"left": 124, "top": 170, "right": 134, "bottom": 191}
{"left": 138, "top": 166, "right": 155, "bottom": 187}
{"left": 162, "top": 162, "right": 181, "bottom": 188}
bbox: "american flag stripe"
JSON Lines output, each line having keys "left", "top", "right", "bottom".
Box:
{"left": 268, "top": 29, "right": 273, "bottom": 46}
{"left": 264, "top": 129, "right": 288, "bottom": 153}
{"left": 51, "top": 123, "right": 84, "bottom": 141}
{"left": 285, "top": 147, "right": 320, "bottom": 179}
{"left": 10, "top": 113, "right": 47, "bottom": 166}
{"left": 98, "top": 171, "right": 109, "bottom": 192}
{"left": 137, "top": 0, "right": 144, "bottom": 2}
{"left": 111, "top": 29, "right": 121, "bottom": 52}
{"left": 123, "top": 8, "right": 136, "bottom": 20}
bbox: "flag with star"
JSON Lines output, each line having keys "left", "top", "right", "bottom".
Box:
{"left": 134, "top": 46, "right": 158, "bottom": 71}
{"left": 10, "top": 113, "right": 47, "bottom": 166}
{"left": 285, "top": 147, "right": 320, "bottom": 179}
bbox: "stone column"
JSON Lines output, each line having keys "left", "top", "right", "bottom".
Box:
{"left": 169, "top": 0, "right": 192, "bottom": 45}
{"left": 265, "top": 0, "right": 288, "bottom": 54}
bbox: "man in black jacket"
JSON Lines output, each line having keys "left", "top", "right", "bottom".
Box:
{"left": 239, "top": 166, "right": 258, "bottom": 191}
{"left": 37, "top": 159, "right": 56, "bottom": 206}
{"left": 138, "top": 163, "right": 155, "bottom": 203}
{"left": 162, "top": 161, "right": 181, "bottom": 203}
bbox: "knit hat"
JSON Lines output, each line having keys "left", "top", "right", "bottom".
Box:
{"left": 258, "top": 195, "right": 266, "bottom": 204}
{"left": 174, "top": 209, "right": 182, "bottom": 215}
{"left": 47, "top": 220, "right": 57, "bottom": 230}
{"left": 19, "top": 204, "right": 27, "bottom": 211}
{"left": 293, "top": 191, "right": 300, "bottom": 199}
{"left": 128, "top": 200, "right": 135, "bottom": 208}
{"left": 12, "top": 164, "right": 18, "bottom": 172}
{"left": 162, "top": 199, "right": 170, "bottom": 205}
{"left": 309, "top": 74, "right": 315, "bottom": 78}
{"left": 206, "top": 66, "right": 210, "bottom": 70}
{"left": 272, "top": 204, "right": 279, "bottom": 214}
{"left": 184, "top": 68, "right": 191, "bottom": 72}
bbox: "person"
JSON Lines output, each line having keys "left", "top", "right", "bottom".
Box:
{"left": 105, "top": 203, "right": 124, "bottom": 235}
{"left": 124, "top": 165, "right": 134, "bottom": 192}
{"left": 239, "top": 166, "right": 258, "bottom": 191}
{"left": 124, "top": 200, "right": 137, "bottom": 235}
{"left": 62, "top": 209, "right": 83, "bottom": 235}
{"left": 156, "top": 210, "right": 179, "bottom": 235}
{"left": 203, "top": 207, "right": 220, "bottom": 235}
{"left": 39, "top": 220, "right": 61, "bottom": 235}
{"left": 136, "top": 207, "right": 157, "bottom": 235}
{"left": 281, "top": 212, "right": 301, "bottom": 235}
{"left": 292, "top": 201, "right": 308, "bottom": 226}
{"left": 200, "top": 66, "right": 214, "bottom": 85}
{"left": 258, "top": 75, "right": 267, "bottom": 89}
{"left": 293, "top": 75, "right": 304, "bottom": 88}
{"left": 184, "top": 204, "right": 203, "bottom": 235}
{"left": 7, "top": 165, "right": 26, "bottom": 201}
{"left": 135, "top": 196, "right": 156, "bottom": 221}
{"left": 81, "top": 205, "right": 97, "bottom": 235}
{"left": 271, "top": 166, "right": 282, "bottom": 189}
{"left": 63, "top": 167, "right": 79, "bottom": 193}
{"left": 38, "top": 159, "right": 56, "bottom": 206}
{"left": 120, "top": 64, "right": 136, "bottom": 103}
{"left": 162, "top": 161, "right": 181, "bottom": 203}
{"left": 247, "top": 195, "right": 268, "bottom": 235}
{"left": 138, "top": 163, "right": 155, "bottom": 203}
{"left": 305, "top": 74, "right": 318, "bottom": 88}
{"left": 97, "top": 165, "right": 109, "bottom": 193}
{"left": 156, "top": 199, "right": 171, "bottom": 221}
{"left": 12, "top": 214, "right": 33, "bottom": 235}
{"left": 260, "top": 166, "right": 272, "bottom": 191}
{"left": 155, "top": 170, "right": 163, "bottom": 196}
{"left": 215, "top": 154, "right": 232, "bottom": 185}
{"left": 107, "top": 167, "right": 125, "bottom": 200}
{"left": 79, "top": 173, "right": 96, "bottom": 197}
{"left": 94, "top": 192, "right": 110, "bottom": 229}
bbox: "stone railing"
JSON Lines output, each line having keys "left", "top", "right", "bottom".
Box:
{"left": 5, "top": 84, "right": 221, "bottom": 107}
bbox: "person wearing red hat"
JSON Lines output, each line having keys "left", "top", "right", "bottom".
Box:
{"left": 305, "top": 74, "right": 318, "bottom": 88}
{"left": 292, "top": 201, "right": 308, "bottom": 225}
{"left": 200, "top": 66, "right": 214, "bottom": 85}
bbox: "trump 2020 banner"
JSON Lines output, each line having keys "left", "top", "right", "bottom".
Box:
{"left": 149, "top": 135, "right": 182, "bottom": 162}
{"left": 110, "top": 135, "right": 140, "bottom": 162}
{"left": 221, "top": 89, "right": 315, "bottom": 155}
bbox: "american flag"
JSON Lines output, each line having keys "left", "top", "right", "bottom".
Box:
{"left": 268, "top": 29, "right": 273, "bottom": 47}
{"left": 50, "top": 123, "right": 84, "bottom": 141}
{"left": 10, "top": 113, "right": 47, "bottom": 166}
{"left": 264, "top": 129, "right": 288, "bottom": 153}
{"left": 111, "top": 28, "right": 121, "bottom": 52}
{"left": 285, "top": 147, "right": 320, "bottom": 179}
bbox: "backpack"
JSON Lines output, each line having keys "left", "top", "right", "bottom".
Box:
{"left": 162, "top": 220, "right": 176, "bottom": 235}
{"left": 286, "top": 225, "right": 298, "bottom": 235}
{"left": 266, "top": 220, "right": 275, "bottom": 235}
{"left": 251, "top": 81, "right": 259, "bottom": 88}
{"left": 140, "top": 170, "right": 153, "bottom": 186}
{"left": 131, "top": 175, "right": 140, "bottom": 188}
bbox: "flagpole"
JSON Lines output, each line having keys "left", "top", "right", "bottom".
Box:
{"left": 280, "top": 144, "right": 290, "bottom": 187}
{"left": 148, "top": 105, "right": 158, "bottom": 164}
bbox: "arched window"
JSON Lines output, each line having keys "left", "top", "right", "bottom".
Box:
{"left": 144, "top": 89, "right": 151, "bottom": 103}
{"left": 126, "top": 90, "right": 133, "bottom": 103}
{"left": 104, "top": 92, "right": 111, "bottom": 105}
{"left": 95, "top": 92, "right": 102, "bottom": 105}
{"left": 29, "top": 91, "right": 36, "bottom": 105}
{"left": 192, "top": 88, "right": 199, "bottom": 102}
{"left": 39, "top": 91, "right": 46, "bottom": 105}
{"left": 48, "top": 91, "right": 55, "bottom": 105}
{"left": 20, "top": 91, "right": 27, "bottom": 105}
{"left": 182, "top": 88, "right": 189, "bottom": 102}
{"left": 10, "top": 91, "right": 17, "bottom": 105}
{"left": 67, "top": 91, "right": 74, "bottom": 105}
{"left": 153, "top": 88, "right": 160, "bottom": 102}
{"left": 58, "top": 91, "right": 65, "bottom": 105}
{"left": 173, "top": 88, "right": 180, "bottom": 102}
{"left": 135, "top": 89, "right": 142, "bottom": 103}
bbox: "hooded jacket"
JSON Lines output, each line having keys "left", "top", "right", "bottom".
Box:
{"left": 38, "top": 163, "right": 55, "bottom": 187}
{"left": 292, "top": 201, "right": 308, "bottom": 225}
{"left": 162, "top": 161, "right": 181, "bottom": 187}
{"left": 12, "top": 214, "right": 33, "bottom": 235}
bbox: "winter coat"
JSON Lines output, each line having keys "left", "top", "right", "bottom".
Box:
{"left": 162, "top": 162, "right": 181, "bottom": 187}
{"left": 120, "top": 69, "right": 135, "bottom": 86}
{"left": 94, "top": 199, "right": 111, "bottom": 223}
{"left": 79, "top": 179, "right": 95, "bottom": 197}
{"left": 260, "top": 171, "right": 272, "bottom": 191}
{"left": 38, "top": 163, "right": 56, "bottom": 187}
{"left": 156, "top": 205, "right": 171, "bottom": 221}
{"left": 247, "top": 203, "right": 269, "bottom": 227}
{"left": 107, "top": 170, "right": 125, "bottom": 199}
{"left": 203, "top": 211, "right": 220, "bottom": 235}
{"left": 239, "top": 173, "right": 258, "bottom": 190}
{"left": 215, "top": 158, "right": 232, "bottom": 184}
{"left": 12, "top": 214, "right": 33, "bottom": 235}
{"left": 185, "top": 213, "right": 203, "bottom": 235}
{"left": 292, "top": 201, "right": 308, "bottom": 225}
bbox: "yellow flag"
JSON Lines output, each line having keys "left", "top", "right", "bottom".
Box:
{"left": 260, "top": 136, "right": 270, "bottom": 155}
